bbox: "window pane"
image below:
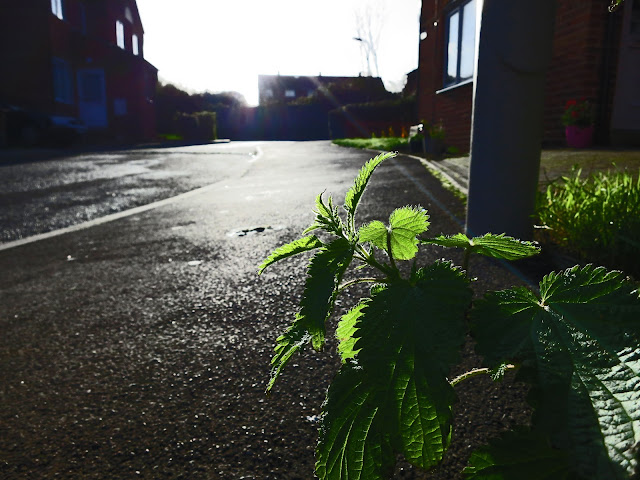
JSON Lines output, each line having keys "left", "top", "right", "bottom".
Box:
{"left": 132, "top": 34, "right": 139, "bottom": 55}
{"left": 51, "top": 0, "right": 63, "bottom": 19}
{"left": 460, "top": 0, "right": 477, "bottom": 80}
{"left": 446, "top": 11, "right": 459, "bottom": 85}
{"left": 116, "top": 21, "right": 125, "bottom": 49}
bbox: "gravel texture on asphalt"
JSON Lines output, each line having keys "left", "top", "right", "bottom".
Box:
{"left": 0, "top": 148, "right": 553, "bottom": 479}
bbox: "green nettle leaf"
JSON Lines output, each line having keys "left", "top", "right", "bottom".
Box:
{"left": 358, "top": 220, "right": 388, "bottom": 250}
{"left": 344, "top": 152, "right": 397, "bottom": 221}
{"left": 359, "top": 207, "right": 430, "bottom": 261}
{"left": 305, "top": 193, "right": 344, "bottom": 236}
{"left": 471, "top": 265, "right": 640, "bottom": 479}
{"left": 423, "top": 233, "right": 540, "bottom": 261}
{"left": 258, "top": 235, "right": 324, "bottom": 274}
{"left": 336, "top": 300, "right": 368, "bottom": 362}
{"left": 463, "top": 430, "right": 570, "bottom": 479}
{"left": 267, "top": 319, "right": 310, "bottom": 392}
{"left": 267, "top": 237, "right": 353, "bottom": 392}
{"left": 316, "top": 262, "right": 471, "bottom": 479}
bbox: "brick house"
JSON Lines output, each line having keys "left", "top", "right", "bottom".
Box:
{"left": 0, "top": 0, "right": 157, "bottom": 143}
{"left": 417, "top": 0, "right": 640, "bottom": 152}
{"left": 257, "top": 74, "right": 387, "bottom": 106}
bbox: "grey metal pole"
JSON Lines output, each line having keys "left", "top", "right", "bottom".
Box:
{"left": 465, "top": 0, "right": 557, "bottom": 239}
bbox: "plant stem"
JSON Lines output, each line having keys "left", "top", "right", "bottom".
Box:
{"left": 338, "top": 277, "right": 388, "bottom": 292}
{"left": 449, "top": 365, "right": 516, "bottom": 386}
{"left": 386, "top": 231, "right": 398, "bottom": 272}
{"left": 462, "top": 247, "right": 472, "bottom": 274}
{"left": 355, "top": 245, "right": 395, "bottom": 277}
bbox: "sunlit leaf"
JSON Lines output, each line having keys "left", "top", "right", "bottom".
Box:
{"left": 259, "top": 235, "right": 324, "bottom": 274}
{"left": 336, "top": 301, "right": 368, "bottom": 362}
{"left": 423, "top": 233, "right": 540, "bottom": 260}
{"left": 359, "top": 207, "right": 430, "bottom": 261}
{"left": 304, "top": 193, "right": 343, "bottom": 236}
{"left": 267, "top": 237, "right": 353, "bottom": 392}
{"left": 316, "top": 262, "right": 471, "bottom": 479}
{"left": 344, "top": 152, "right": 397, "bottom": 220}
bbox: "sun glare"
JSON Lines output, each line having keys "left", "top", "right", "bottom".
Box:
{"left": 136, "top": 0, "right": 420, "bottom": 105}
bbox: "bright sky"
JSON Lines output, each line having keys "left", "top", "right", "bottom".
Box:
{"left": 136, "top": 0, "right": 421, "bottom": 106}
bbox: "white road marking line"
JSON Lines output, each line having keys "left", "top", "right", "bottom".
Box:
{"left": 1, "top": 147, "right": 266, "bottom": 252}
{"left": 0, "top": 183, "right": 223, "bottom": 251}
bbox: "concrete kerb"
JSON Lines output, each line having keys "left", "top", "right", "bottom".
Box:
{"left": 408, "top": 155, "right": 469, "bottom": 196}
{"left": 360, "top": 147, "right": 470, "bottom": 196}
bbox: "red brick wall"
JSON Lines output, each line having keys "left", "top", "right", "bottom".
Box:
{"left": 544, "top": 0, "right": 623, "bottom": 144}
{"left": 418, "top": 0, "right": 623, "bottom": 150}
{"left": 0, "top": 0, "right": 156, "bottom": 142}
{"left": 544, "top": 1, "right": 604, "bottom": 144}
{"left": 0, "top": 1, "right": 52, "bottom": 111}
{"left": 418, "top": 0, "right": 474, "bottom": 153}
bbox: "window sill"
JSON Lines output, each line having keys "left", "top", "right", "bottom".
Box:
{"left": 436, "top": 78, "right": 474, "bottom": 95}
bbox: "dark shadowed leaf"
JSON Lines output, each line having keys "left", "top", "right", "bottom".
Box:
{"left": 472, "top": 265, "right": 640, "bottom": 479}
{"left": 463, "top": 430, "right": 569, "bottom": 479}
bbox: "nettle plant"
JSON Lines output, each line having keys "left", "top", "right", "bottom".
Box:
{"left": 258, "top": 153, "right": 640, "bottom": 479}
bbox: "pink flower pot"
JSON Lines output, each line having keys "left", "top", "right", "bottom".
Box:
{"left": 565, "top": 125, "right": 594, "bottom": 148}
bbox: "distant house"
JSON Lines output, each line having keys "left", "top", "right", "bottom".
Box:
{"left": 0, "top": 0, "right": 158, "bottom": 143}
{"left": 257, "top": 74, "right": 388, "bottom": 106}
{"left": 417, "top": 0, "right": 640, "bottom": 151}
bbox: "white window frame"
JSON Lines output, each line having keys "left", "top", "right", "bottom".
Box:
{"left": 285, "top": 89, "right": 296, "bottom": 98}
{"left": 443, "top": 0, "right": 477, "bottom": 88}
{"left": 116, "top": 20, "right": 125, "bottom": 49}
{"left": 51, "top": 0, "right": 64, "bottom": 20}
{"left": 52, "top": 58, "right": 73, "bottom": 104}
{"left": 132, "top": 34, "right": 139, "bottom": 55}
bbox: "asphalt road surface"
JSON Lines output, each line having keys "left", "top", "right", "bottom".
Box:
{"left": 0, "top": 142, "right": 265, "bottom": 243}
{"left": 0, "top": 141, "right": 530, "bottom": 479}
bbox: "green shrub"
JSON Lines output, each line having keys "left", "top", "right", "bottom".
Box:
{"left": 174, "top": 111, "right": 217, "bottom": 141}
{"left": 536, "top": 167, "right": 640, "bottom": 277}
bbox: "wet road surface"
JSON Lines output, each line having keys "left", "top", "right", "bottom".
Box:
{"left": 0, "top": 143, "right": 263, "bottom": 243}
{"left": 0, "top": 141, "right": 531, "bottom": 479}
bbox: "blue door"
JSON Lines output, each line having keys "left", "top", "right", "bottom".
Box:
{"left": 77, "top": 69, "right": 107, "bottom": 128}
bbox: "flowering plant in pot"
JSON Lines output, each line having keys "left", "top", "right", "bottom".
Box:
{"left": 425, "top": 120, "right": 446, "bottom": 156}
{"left": 562, "top": 98, "right": 594, "bottom": 148}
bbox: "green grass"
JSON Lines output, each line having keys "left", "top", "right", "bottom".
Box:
{"left": 536, "top": 167, "right": 640, "bottom": 278}
{"left": 333, "top": 137, "right": 408, "bottom": 152}
{"left": 158, "top": 133, "right": 184, "bottom": 141}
